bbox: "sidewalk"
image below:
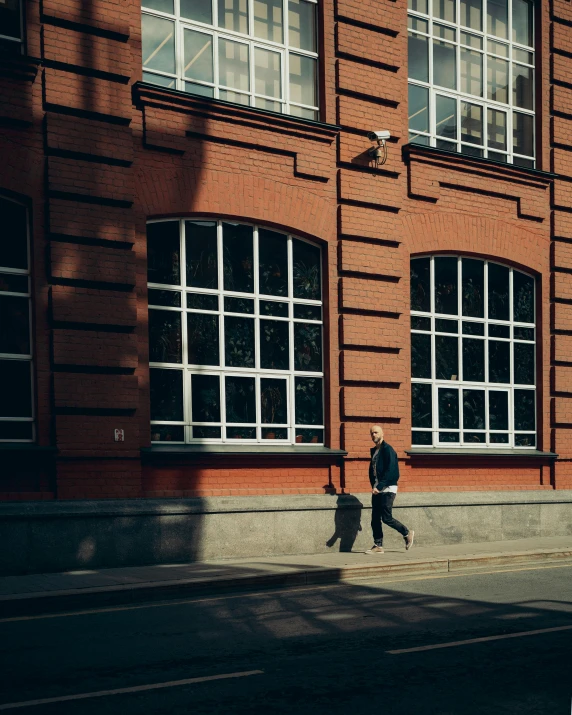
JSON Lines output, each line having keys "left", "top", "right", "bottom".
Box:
{"left": 2, "top": 536, "right": 572, "bottom": 618}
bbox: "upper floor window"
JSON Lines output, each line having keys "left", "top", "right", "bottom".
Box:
{"left": 142, "top": 0, "right": 319, "bottom": 119}
{"left": 0, "top": 196, "right": 34, "bottom": 442}
{"left": 147, "top": 219, "right": 324, "bottom": 444}
{"left": 410, "top": 256, "right": 536, "bottom": 448}
{"left": 408, "top": 0, "right": 535, "bottom": 167}
{"left": 0, "top": 0, "right": 24, "bottom": 54}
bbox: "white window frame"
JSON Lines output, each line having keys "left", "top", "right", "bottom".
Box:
{"left": 408, "top": 0, "right": 535, "bottom": 166}
{"left": 0, "top": 195, "right": 34, "bottom": 443}
{"left": 142, "top": 0, "right": 319, "bottom": 118}
{"left": 148, "top": 218, "right": 325, "bottom": 445}
{"left": 410, "top": 255, "right": 537, "bottom": 449}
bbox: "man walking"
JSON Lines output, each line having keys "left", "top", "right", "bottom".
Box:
{"left": 365, "top": 425, "right": 414, "bottom": 554}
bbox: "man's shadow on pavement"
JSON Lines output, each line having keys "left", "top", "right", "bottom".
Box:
{"left": 326, "top": 495, "right": 363, "bottom": 552}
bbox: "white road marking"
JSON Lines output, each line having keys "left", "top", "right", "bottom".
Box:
{"left": 1, "top": 561, "right": 571, "bottom": 624}
{"left": 0, "top": 670, "right": 264, "bottom": 711}
{"left": 387, "top": 625, "right": 572, "bottom": 654}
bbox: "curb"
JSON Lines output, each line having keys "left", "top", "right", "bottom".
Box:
{"left": 1, "top": 548, "right": 572, "bottom": 619}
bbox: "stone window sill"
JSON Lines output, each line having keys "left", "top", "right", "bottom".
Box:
{"left": 406, "top": 448, "right": 557, "bottom": 459}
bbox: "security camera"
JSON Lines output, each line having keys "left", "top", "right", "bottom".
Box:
{"left": 367, "top": 130, "right": 391, "bottom": 142}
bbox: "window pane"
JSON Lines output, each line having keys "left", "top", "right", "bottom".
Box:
{"left": 514, "top": 326, "right": 534, "bottom": 341}
{"left": 185, "top": 221, "right": 218, "bottom": 289}
{"left": 289, "top": 104, "right": 318, "bottom": 120}
{"left": 260, "top": 319, "right": 290, "bottom": 369}
{"left": 0, "top": 296, "right": 29, "bottom": 355}
{"left": 487, "top": 0, "right": 508, "bottom": 38}
{"left": 295, "top": 427, "right": 323, "bottom": 443}
{"left": 150, "top": 368, "right": 183, "bottom": 421}
{"left": 183, "top": 30, "right": 213, "bottom": 83}
{"left": 436, "top": 318, "right": 457, "bottom": 333}
{"left": 224, "top": 296, "right": 254, "bottom": 313}
{"left": 433, "top": 40, "right": 457, "bottom": 89}
{"left": 149, "top": 289, "right": 181, "bottom": 307}
{"left": 262, "top": 300, "right": 289, "bottom": 317}
{"left": 462, "top": 338, "right": 485, "bottom": 381}
{"left": 188, "top": 293, "right": 218, "bottom": 310}
{"left": 192, "top": 374, "right": 221, "bottom": 422}
{"left": 227, "top": 426, "right": 256, "bottom": 438}
{"left": 254, "top": 0, "right": 283, "bottom": 42}
{"left": 143, "top": 0, "right": 174, "bottom": 11}
{"left": 461, "top": 102, "right": 483, "bottom": 145}
{"left": 461, "top": 258, "right": 484, "bottom": 317}
{"left": 185, "top": 81, "right": 215, "bottom": 96}
{"left": 463, "top": 321, "right": 484, "bottom": 335}
{"left": 225, "top": 376, "right": 256, "bottom": 423}
{"left": 0, "top": 358, "right": 31, "bottom": 417}
{"left": 288, "top": 0, "right": 316, "bottom": 51}
{"left": 255, "top": 48, "right": 282, "bottom": 99}
{"left": 412, "top": 315, "right": 431, "bottom": 330}
{"left": 151, "top": 425, "right": 185, "bottom": 442}
{"left": 261, "top": 378, "right": 287, "bottom": 423}
{"left": 409, "top": 0, "right": 429, "bottom": 13}
{"left": 223, "top": 222, "right": 254, "bottom": 292}
{"left": 512, "top": 0, "right": 533, "bottom": 46}
{"left": 0, "top": 198, "right": 27, "bottom": 269}
{"left": 142, "top": 15, "right": 175, "bottom": 74}
{"left": 188, "top": 313, "right": 220, "bottom": 365}
{"left": 263, "top": 427, "right": 287, "bottom": 439}
{"left": 219, "top": 89, "right": 250, "bottom": 104}
{"left": 293, "top": 238, "right": 321, "bottom": 300}
{"left": 463, "top": 389, "right": 485, "bottom": 429}
{"left": 435, "top": 335, "right": 459, "bottom": 380}
{"left": 409, "top": 85, "right": 429, "bottom": 134}
{"left": 489, "top": 323, "right": 509, "bottom": 338}
{"left": 487, "top": 108, "right": 507, "bottom": 151}
{"left": 464, "top": 431, "right": 485, "bottom": 443}
{"left": 193, "top": 426, "right": 221, "bottom": 438}
{"left": 513, "top": 64, "right": 533, "bottom": 110}
{"left": 436, "top": 95, "right": 457, "bottom": 140}
{"left": 461, "top": 0, "right": 482, "bottom": 29}
{"left": 433, "top": 0, "right": 455, "bottom": 22}
{"left": 490, "top": 432, "right": 509, "bottom": 443}
{"left": 294, "top": 304, "right": 321, "bottom": 320}
{"left": 489, "top": 390, "right": 508, "bottom": 430}
{"left": 411, "top": 258, "right": 431, "bottom": 312}
{"left": 515, "top": 433, "right": 535, "bottom": 447}
{"left": 409, "top": 32, "right": 429, "bottom": 83}
{"left": 145, "top": 72, "right": 177, "bottom": 88}
{"left": 513, "top": 112, "right": 534, "bottom": 157}
{"left": 488, "top": 340, "right": 510, "bottom": 382}
{"left": 294, "top": 323, "right": 322, "bottom": 371}
{"left": 181, "top": 0, "right": 212, "bottom": 23}
{"left": 147, "top": 221, "right": 180, "bottom": 286}
{"left": 513, "top": 271, "right": 534, "bottom": 323}
{"left": 0, "top": 422, "right": 33, "bottom": 440}
{"left": 412, "top": 431, "right": 433, "bottom": 445}
{"left": 461, "top": 48, "right": 483, "bottom": 97}
{"left": 435, "top": 257, "right": 458, "bottom": 315}
{"left": 219, "top": 39, "right": 249, "bottom": 90}
{"left": 149, "top": 310, "right": 182, "bottom": 363}
{"left": 0, "top": 0, "right": 22, "bottom": 39}
{"left": 218, "top": 0, "right": 248, "bottom": 32}
{"left": 224, "top": 316, "right": 255, "bottom": 367}
{"left": 0, "top": 273, "right": 28, "bottom": 294}
{"left": 438, "top": 388, "right": 459, "bottom": 428}
{"left": 488, "top": 263, "right": 509, "bottom": 320}
{"left": 487, "top": 57, "right": 508, "bottom": 102}
{"left": 289, "top": 54, "right": 317, "bottom": 107}
{"left": 514, "top": 389, "right": 535, "bottom": 430}
{"left": 411, "top": 333, "right": 432, "bottom": 378}
{"left": 514, "top": 343, "right": 534, "bottom": 384}
{"left": 412, "top": 383, "right": 433, "bottom": 428}
{"left": 295, "top": 376, "right": 323, "bottom": 424}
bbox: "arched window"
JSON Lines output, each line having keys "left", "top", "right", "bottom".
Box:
{"left": 410, "top": 256, "right": 536, "bottom": 448}
{"left": 147, "top": 219, "right": 324, "bottom": 444}
{"left": 0, "top": 195, "right": 34, "bottom": 442}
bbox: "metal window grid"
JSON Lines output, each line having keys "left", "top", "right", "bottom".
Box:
{"left": 148, "top": 218, "right": 325, "bottom": 445}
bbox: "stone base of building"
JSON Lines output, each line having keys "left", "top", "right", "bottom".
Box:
{"left": 2, "top": 490, "right": 572, "bottom": 575}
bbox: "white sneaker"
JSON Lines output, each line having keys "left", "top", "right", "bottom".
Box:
{"left": 365, "top": 545, "right": 384, "bottom": 554}
{"left": 405, "top": 530, "right": 415, "bottom": 550}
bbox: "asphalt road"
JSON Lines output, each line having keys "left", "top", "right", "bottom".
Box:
{"left": 1, "top": 563, "right": 571, "bottom": 714}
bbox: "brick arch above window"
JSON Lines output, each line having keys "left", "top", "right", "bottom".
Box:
{"left": 136, "top": 167, "right": 337, "bottom": 243}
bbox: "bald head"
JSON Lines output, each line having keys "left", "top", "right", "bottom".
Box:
{"left": 370, "top": 425, "right": 384, "bottom": 445}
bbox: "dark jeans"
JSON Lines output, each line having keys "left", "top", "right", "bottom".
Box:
{"left": 371, "top": 492, "right": 409, "bottom": 546}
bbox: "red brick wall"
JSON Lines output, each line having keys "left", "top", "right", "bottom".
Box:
{"left": 0, "top": 0, "right": 569, "bottom": 499}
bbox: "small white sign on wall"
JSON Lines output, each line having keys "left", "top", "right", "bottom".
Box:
{"left": 114, "top": 429, "right": 125, "bottom": 442}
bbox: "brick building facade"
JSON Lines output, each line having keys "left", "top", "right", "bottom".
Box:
{"left": 1, "top": 0, "right": 571, "bottom": 511}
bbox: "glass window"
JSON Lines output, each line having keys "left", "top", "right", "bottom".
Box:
{"left": 148, "top": 219, "right": 324, "bottom": 444}
{"left": 142, "top": 0, "right": 319, "bottom": 118}
{"left": 0, "top": 0, "right": 24, "bottom": 54}
{"left": 408, "top": 0, "right": 535, "bottom": 165}
{"left": 0, "top": 196, "right": 34, "bottom": 442}
{"left": 410, "top": 256, "right": 536, "bottom": 448}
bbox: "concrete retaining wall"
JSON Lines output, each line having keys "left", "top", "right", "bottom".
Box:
{"left": 2, "top": 491, "right": 572, "bottom": 575}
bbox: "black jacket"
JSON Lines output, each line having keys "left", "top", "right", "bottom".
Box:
{"left": 369, "top": 441, "right": 400, "bottom": 490}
